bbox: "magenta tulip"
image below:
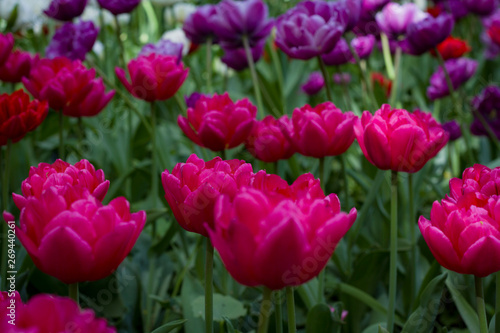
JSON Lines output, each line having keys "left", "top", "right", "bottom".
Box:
{"left": 0, "top": 33, "right": 14, "bottom": 68}
{"left": 0, "top": 50, "right": 38, "bottom": 83}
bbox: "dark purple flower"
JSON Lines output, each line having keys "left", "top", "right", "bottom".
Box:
{"left": 361, "top": 0, "right": 390, "bottom": 14}
{"left": 331, "top": 0, "right": 362, "bottom": 32}
{"left": 183, "top": 5, "right": 218, "bottom": 45}
{"left": 437, "top": 0, "right": 469, "bottom": 20}
{"left": 333, "top": 72, "right": 351, "bottom": 85}
{"left": 46, "top": 20, "right": 99, "bottom": 61}
{"left": 301, "top": 72, "right": 324, "bottom": 95}
{"left": 375, "top": 3, "right": 429, "bottom": 38}
{"left": 481, "top": 31, "right": 500, "bottom": 59}
{"left": 321, "top": 38, "right": 352, "bottom": 66}
{"left": 140, "top": 39, "right": 183, "bottom": 61}
{"left": 97, "top": 0, "right": 141, "bottom": 15}
{"left": 442, "top": 120, "right": 462, "bottom": 140}
{"left": 427, "top": 58, "right": 477, "bottom": 100}
{"left": 44, "top": 0, "right": 88, "bottom": 21}
{"left": 211, "top": 0, "right": 273, "bottom": 50}
{"left": 221, "top": 40, "right": 265, "bottom": 71}
{"left": 464, "top": 0, "right": 497, "bottom": 16}
{"left": 351, "top": 35, "right": 375, "bottom": 59}
{"left": 403, "top": 13, "right": 454, "bottom": 55}
{"left": 471, "top": 86, "right": 500, "bottom": 139}
{"left": 185, "top": 92, "right": 211, "bottom": 109}
{"left": 275, "top": 0, "right": 345, "bottom": 60}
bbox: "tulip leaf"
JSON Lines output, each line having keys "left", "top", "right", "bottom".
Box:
{"left": 191, "top": 294, "right": 246, "bottom": 321}
{"left": 306, "top": 303, "right": 335, "bottom": 333}
{"left": 445, "top": 275, "right": 480, "bottom": 333}
{"left": 222, "top": 317, "right": 237, "bottom": 333}
{"left": 150, "top": 319, "right": 187, "bottom": 333}
{"left": 378, "top": 325, "right": 390, "bottom": 333}
{"left": 401, "top": 272, "right": 447, "bottom": 333}
{"left": 181, "top": 273, "right": 205, "bottom": 333}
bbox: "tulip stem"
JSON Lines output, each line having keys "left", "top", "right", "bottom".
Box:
{"left": 257, "top": 287, "right": 272, "bottom": 333}
{"left": 317, "top": 56, "right": 333, "bottom": 102}
{"left": 381, "top": 33, "right": 395, "bottom": 80}
{"left": 59, "top": 110, "right": 64, "bottom": 159}
{"left": 389, "top": 47, "right": 402, "bottom": 106}
{"left": 114, "top": 15, "right": 127, "bottom": 68}
{"left": 1, "top": 140, "right": 11, "bottom": 291}
{"left": 274, "top": 290, "right": 283, "bottom": 333}
{"left": 409, "top": 174, "right": 416, "bottom": 310}
{"left": 151, "top": 102, "right": 158, "bottom": 209}
{"left": 286, "top": 287, "right": 296, "bottom": 333}
{"left": 318, "top": 157, "right": 325, "bottom": 189}
{"left": 340, "top": 155, "right": 350, "bottom": 210}
{"left": 387, "top": 170, "right": 398, "bottom": 333}
{"left": 69, "top": 283, "right": 79, "bottom": 305}
{"left": 220, "top": 150, "right": 226, "bottom": 160}
{"left": 205, "top": 239, "right": 214, "bottom": 333}
{"left": 475, "top": 276, "right": 489, "bottom": 333}
{"left": 206, "top": 38, "right": 213, "bottom": 93}
{"left": 496, "top": 272, "right": 500, "bottom": 333}
{"left": 348, "top": 44, "right": 378, "bottom": 109}
{"left": 243, "top": 36, "right": 264, "bottom": 118}
{"left": 268, "top": 39, "right": 285, "bottom": 114}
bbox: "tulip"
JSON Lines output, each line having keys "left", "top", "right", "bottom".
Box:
{"left": 301, "top": 71, "right": 325, "bottom": 95}
{"left": 286, "top": 102, "right": 357, "bottom": 158}
{"left": 183, "top": 4, "right": 218, "bottom": 44}
{"left": 275, "top": 1, "right": 345, "bottom": 60}
{"left": 331, "top": 0, "right": 362, "bottom": 32}
{"left": 464, "top": 0, "right": 497, "bottom": 16}
{"left": 427, "top": 58, "right": 477, "bottom": 100}
{"left": 321, "top": 38, "right": 353, "bottom": 66}
{"left": 139, "top": 38, "right": 184, "bottom": 60}
{"left": 435, "top": 0, "right": 469, "bottom": 19}
{"left": 221, "top": 41, "right": 265, "bottom": 71}
{"left": 161, "top": 154, "right": 253, "bottom": 237}
{"left": 12, "top": 159, "right": 110, "bottom": 210}
{"left": 376, "top": 3, "right": 429, "bottom": 38}
{"left": 207, "top": 173, "right": 357, "bottom": 290}
{"left": 44, "top": 0, "right": 88, "bottom": 21}
{"left": 245, "top": 115, "right": 295, "bottom": 162}
{"left": 97, "top": 0, "right": 141, "bottom": 15}
{"left": 0, "top": 293, "right": 116, "bottom": 332}
{"left": 487, "top": 18, "right": 500, "bottom": 46}
{"left": 211, "top": 0, "right": 273, "bottom": 49}
{"left": 471, "top": 85, "right": 500, "bottom": 139}
{"left": 15, "top": 187, "right": 145, "bottom": 284}
{"left": 0, "top": 290, "right": 22, "bottom": 319}
{"left": 449, "top": 164, "right": 500, "bottom": 199}
{"left": 355, "top": 104, "right": 449, "bottom": 173}
{"left": 442, "top": 120, "right": 462, "bottom": 141}
{"left": 0, "top": 50, "right": 39, "bottom": 83}
{"left": 116, "top": 53, "right": 188, "bottom": 102}
{"left": 431, "top": 36, "right": 471, "bottom": 60}
{"left": 361, "top": 0, "right": 390, "bottom": 15}
{"left": 0, "top": 33, "right": 14, "bottom": 68}
{"left": 403, "top": 13, "right": 454, "bottom": 55}
{"left": 333, "top": 73, "right": 351, "bottom": 85}
{"left": 185, "top": 92, "right": 211, "bottom": 109}
{"left": 46, "top": 20, "right": 99, "bottom": 61}
{"left": 177, "top": 93, "right": 257, "bottom": 151}
{"left": 0, "top": 90, "right": 48, "bottom": 146}
{"left": 351, "top": 35, "right": 375, "bottom": 59}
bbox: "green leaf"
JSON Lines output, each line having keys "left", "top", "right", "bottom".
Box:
{"left": 378, "top": 325, "right": 390, "bottom": 333}
{"left": 306, "top": 304, "right": 334, "bottom": 333}
{"left": 401, "top": 272, "right": 447, "bottom": 333}
{"left": 222, "top": 317, "right": 236, "bottom": 333}
{"left": 150, "top": 319, "right": 187, "bottom": 333}
{"left": 445, "top": 275, "right": 480, "bottom": 332}
{"left": 181, "top": 273, "right": 205, "bottom": 333}
{"left": 191, "top": 293, "right": 246, "bottom": 321}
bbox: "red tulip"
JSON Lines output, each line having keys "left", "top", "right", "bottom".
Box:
{"left": 430, "top": 36, "right": 471, "bottom": 60}
{"left": 0, "top": 50, "right": 38, "bottom": 83}
{"left": 116, "top": 54, "right": 189, "bottom": 102}
{"left": 355, "top": 104, "right": 449, "bottom": 173}
{"left": 178, "top": 93, "right": 257, "bottom": 151}
{"left": 371, "top": 72, "right": 392, "bottom": 97}
{"left": 0, "top": 33, "right": 14, "bottom": 67}
{"left": 0, "top": 90, "right": 48, "bottom": 146}
{"left": 22, "top": 57, "right": 115, "bottom": 117}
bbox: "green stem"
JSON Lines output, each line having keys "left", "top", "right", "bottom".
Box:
{"left": 206, "top": 38, "right": 213, "bottom": 93}
{"left": 389, "top": 47, "right": 402, "bottom": 106}
{"left": 257, "top": 287, "right": 272, "bottom": 333}
{"left": 114, "top": 15, "right": 127, "bottom": 68}
{"left": 1, "top": 141, "right": 11, "bottom": 291}
{"left": 381, "top": 33, "right": 395, "bottom": 80}
{"left": 409, "top": 174, "right": 416, "bottom": 310}
{"left": 387, "top": 171, "right": 398, "bottom": 332}
{"left": 77, "top": 117, "right": 84, "bottom": 154}
{"left": 220, "top": 150, "right": 226, "bottom": 160}
{"left": 286, "top": 287, "right": 296, "bottom": 333}
{"left": 205, "top": 239, "right": 214, "bottom": 333}
{"left": 275, "top": 290, "right": 283, "bottom": 333}
{"left": 242, "top": 36, "right": 264, "bottom": 118}
{"left": 475, "top": 276, "right": 489, "bottom": 333}
{"left": 496, "top": 272, "right": 500, "bottom": 333}
{"left": 151, "top": 102, "right": 158, "bottom": 209}
{"left": 268, "top": 39, "right": 285, "bottom": 114}
{"left": 340, "top": 155, "right": 349, "bottom": 210}
{"left": 145, "top": 256, "right": 156, "bottom": 333}
{"left": 69, "top": 283, "right": 79, "bottom": 304}
{"left": 59, "top": 110, "right": 64, "bottom": 159}
{"left": 348, "top": 44, "right": 377, "bottom": 109}
{"left": 318, "top": 157, "right": 325, "bottom": 189}
{"left": 317, "top": 56, "right": 333, "bottom": 101}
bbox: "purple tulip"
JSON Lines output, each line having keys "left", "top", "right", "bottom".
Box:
{"left": 427, "top": 58, "right": 477, "bottom": 100}
{"left": 221, "top": 40, "right": 265, "bottom": 71}
{"left": 361, "top": 0, "right": 390, "bottom": 14}
{"left": 333, "top": 72, "right": 351, "bottom": 85}
{"left": 46, "top": 20, "right": 99, "bottom": 61}
{"left": 471, "top": 86, "right": 500, "bottom": 139}
{"left": 44, "top": 0, "right": 88, "bottom": 21}
{"left": 183, "top": 5, "right": 218, "bottom": 45}
{"left": 442, "top": 120, "right": 462, "bottom": 141}
{"left": 97, "top": 0, "right": 141, "bottom": 15}
{"left": 211, "top": 0, "right": 273, "bottom": 50}
{"left": 376, "top": 3, "right": 429, "bottom": 38}
{"left": 321, "top": 38, "right": 353, "bottom": 66}
{"left": 185, "top": 92, "right": 211, "bottom": 109}
{"left": 351, "top": 35, "right": 375, "bottom": 59}
{"left": 464, "top": 0, "right": 497, "bottom": 16}
{"left": 331, "top": 0, "right": 362, "bottom": 32}
{"left": 437, "top": 0, "right": 469, "bottom": 20}
{"left": 403, "top": 13, "right": 454, "bottom": 55}
{"left": 140, "top": 39, "right": 183, "bottom": 61}
{"left": 481, "top": 31, "right": 500, "bottom": 59}
{"left": 275, "top": 0, "right": 345, "bottom": 60}
{"left": 301, "top": 72, "right": 325, "bottom": 95}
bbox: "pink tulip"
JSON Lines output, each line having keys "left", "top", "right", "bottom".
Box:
{"left": 355, "top": 104, "right": 449, "bottom": 173}
{"left": 0, "top": 33, "right": 14, "bottom": 67}
{"left": 178, "top": 93, "right": 257, "bottom": 151}
{"left": 285, "top": 102, "right": 357, "bottom": 158}
{"left": 12, "top": 159, "right": 110, "bottom": 210}
{"left": 161, "top": 154, "right": 253, "bottom": 237}
{"left": 449, "top": 164, "right": 500, "bottom": 199}
{"left": 0, "top": 50, "right": 39, "bottom": 83}
{"left": 0, "top": 292, "right": 115, "bottom": 332}
{"left": 245, "top": 115, "right": 295, "bottom": 162}
{"left": 15, "top": 187, "right": 145, "bottom": 284}
{"left": 208, "top": 173, "right": 357, "bottom": 290}
{"left": 116, "top": 53, "right": 189, "bottom": 102}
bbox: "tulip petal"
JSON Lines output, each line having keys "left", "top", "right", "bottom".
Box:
{"left": 461, "top": 236, "right": 500, "bottom": 277}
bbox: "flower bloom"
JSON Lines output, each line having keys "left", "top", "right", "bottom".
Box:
{"left": 185, "top": 92, "right": 211, "bottom": 108}
{"left": 427, "top": 58, "right": 477, "bottom": 100}
{"left": 403, "top": 13, "right": 454, "bottom": 55}
{"left": 44, "top": 0, "right": 88, "bottom": 21}
{"left": 333, "top": 72, "right": 351, "bottom": 85}
{"left": 371, "top": 72, "right": 392, "bottom": 97}
{"left": 301, "top": 72, "right": 325, "bottom": 95}
{"left": 97, "top": 0, "right": 141, "bottom": 15}
{"left": 464, "top": 0, "right": 496, "bottom": 16}
{"left": 14, "top": 187, "right": 145, "bottom": 284}
{"left": 470, "top": 85, "right": 500, "bottom": 139}
{"left": 183, "top": 4, "right": 218, "bottom": 44}
{"left": 321, "top": 38, "right": 353, "bottom": 66}
{"left": 0, "top": 33, "right": 14, "bottom": 67}
{"left": 46, "top": 20, "right": 99, "bottom": 61}
{"left": 0, "top": 50, "right": 39, "bottom": 83}
{"left": 221, "top": 40, "right": 265, "bottom": 71}
{"left": 354, "top": 104, "right": 449, "bottom": 173}
{"left": 116, "top": 54, "right": 188, "bottom": 102}
{"left": 275, "top": 0, "right": 345, "bottom": 60}
{"left": 351, "top": 35, "right": 375, "bottom": 59}
{"left": 434, "top": 0, "right": 469, "bottom": 20}
{"left": 430, "top": 36, "right": 471, "bottom": 60}
{"left": 23, "top": 57, "right": 115, "bottom": 117}
{"left": 331, "top": 0, "right": 362, "bottom": 32}
{"left": 245, "top": 115, "right": 295, "bottom": 162}
{"left": 419, "top": 164, "right": 500, "bottom": 277}
{"left": 12, "top": 159, "right": 110, "bottom": 210}
{"left": 207, "top": 173, "right": 357, "bottom": 290}
{"left": 139, "top": 39, "right": 184, "bottom": 60}
{"left": 0, "top": 293, "right": 115, "bottom": 332}
{"left": 161, "top": 154, "right": 253, "bottom": 237}
{"left": 487, "top": 17, "right": 500, "bottom": 46}
{"left": 177, "top": 93, "right": 257, "bottom": 151}
{"left": 286, "top": 102, "right": 357, "bottom": 158}
{"left": 211, "top": 0, "right": 273, "bottom": 49}
{"left": 375, "top": 3, "right": 429, "bottom": 38}
{"left": 0, "top": 90, "right": 48, "bottom": 146}
{"left": 442, "top": 120, "right": 462, "bottom": 141}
